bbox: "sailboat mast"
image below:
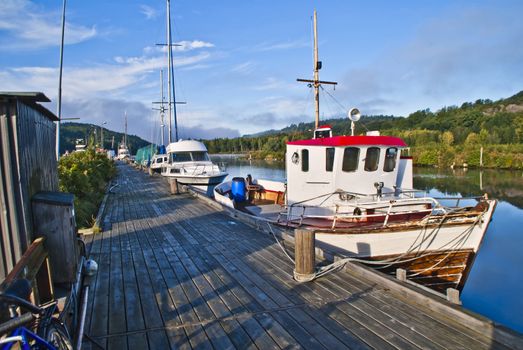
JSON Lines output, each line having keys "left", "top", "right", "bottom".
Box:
{"left": 124, "top": 111, "right": 127, "bottom": 146}
{"left": 313, "top": 10, "right": 320, "bottom": 129}
{"left": 167, "top": 0, "right": 179, "bottom": 142}
{"left": 166, "top": 0, "right": 173, "bottom": 143}
{"left": 160, "top": 69, "right": 165, "bottom": 146}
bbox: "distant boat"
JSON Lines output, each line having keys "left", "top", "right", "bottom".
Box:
{"left": 149, "top": 70, "right": 168, "bottom": 174}
{"left": 117, "top": 112, "right": 130, "bottom": 160}
{"left": 74, "top": 138, "right": 86, "bottom": 152}
{"left": 212, "top": 10, "right": 496, "bottom": 293}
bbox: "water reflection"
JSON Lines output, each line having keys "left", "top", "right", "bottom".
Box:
{"left": 210, "top": 155, "right": 523, "bottom": 333}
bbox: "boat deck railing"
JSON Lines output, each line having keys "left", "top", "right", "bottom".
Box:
{"left": 280, "top": 190, "right": 487, "bottom": 230}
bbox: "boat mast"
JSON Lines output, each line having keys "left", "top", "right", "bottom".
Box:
{"left": 297, "top": 10, "right": 337, "bottom": 129}
{"left": 160, "top": 69, "right": 165, "bottom": 146}
{"left": 166, "top": 0, "right": 180, "bottom": 142}
{"left": 166, "top": 0, "right": 173, "bottom": 143}
{"left": 312, "top": 10, "right": 320, "bottom": 128}
{"left": 124, "top": 111, "right": 127, "bottom": 146}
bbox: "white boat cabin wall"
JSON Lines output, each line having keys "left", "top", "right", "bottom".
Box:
{"left": 285, "top": 127, "right": 413, "bottom": 211}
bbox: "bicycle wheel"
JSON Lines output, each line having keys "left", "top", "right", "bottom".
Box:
{"left": 44, "top": 318, "right": 73, "bottom": 350}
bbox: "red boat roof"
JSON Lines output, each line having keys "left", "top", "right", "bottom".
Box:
{"left": 287, "top": 135, "right": 408, "bottom": 147}
{"left": 317, "top": 124, "right": 332, "bottom": 129}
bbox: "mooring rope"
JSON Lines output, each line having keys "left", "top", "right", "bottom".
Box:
{"left": 269, "top": 207, "right": 485, "bottom": 282}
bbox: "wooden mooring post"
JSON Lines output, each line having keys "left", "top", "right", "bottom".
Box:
{"left": 168, "top": 178, "right": 179, "bottom": 195}
{"left": 294, "top": 229, "right": 316, "bottom": 282}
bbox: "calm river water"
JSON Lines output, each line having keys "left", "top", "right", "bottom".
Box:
{"left": 212, "top": 155, "right": 523, "bottom": 334}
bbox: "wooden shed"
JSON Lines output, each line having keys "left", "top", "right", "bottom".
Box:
{"left": 0, "top": 92, "right": 59, "bottom": 281}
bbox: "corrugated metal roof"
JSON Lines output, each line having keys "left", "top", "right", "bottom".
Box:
{"left": 0, "top": 92, "right": 58, "bottom": 121}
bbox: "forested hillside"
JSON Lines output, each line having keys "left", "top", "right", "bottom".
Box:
{"left": 204, "top": 91, "right": 523, "bottom": 169}
{"left": 60, "top": 122, "right": 149, "bottom": 155}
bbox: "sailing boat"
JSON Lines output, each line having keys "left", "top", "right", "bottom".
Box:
{"left": 160, "top": 0, "right": 227, "bottom": 187}
{"left": 213, "top": 10, "right": 497, "bottom": 293}
{"left": 117, "top": 112, "right": 130, "bottom": 160}
{"left": 149, "top": 70, "right": 168, "bottom": 173}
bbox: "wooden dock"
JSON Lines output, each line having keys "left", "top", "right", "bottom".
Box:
{"left": 83, "top": 164, "right": 522, "bottom": 349}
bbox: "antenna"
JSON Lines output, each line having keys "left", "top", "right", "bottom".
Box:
{"left": 348, "top": 108, "right": 361, "bottom": 136}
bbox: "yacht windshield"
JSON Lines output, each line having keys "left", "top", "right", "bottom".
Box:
{"left": 170, "top": 151, "right": 210, "bottom": 162}
{"left": 171, "top": 152, "right": 192, "bottom": 162}
{"left": 191, "top": 151, "right": 210, "bottom": 161}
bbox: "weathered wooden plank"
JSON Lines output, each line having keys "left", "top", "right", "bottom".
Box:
{"left": 107, "top": 222, "right": 127, "bottom": 350}
{"left": 323, "top": 266, "right": 501, "bottom": 349}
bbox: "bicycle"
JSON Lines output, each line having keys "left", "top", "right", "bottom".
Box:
{"left": 0, "top": 279, "right": 73, "bottom": 350}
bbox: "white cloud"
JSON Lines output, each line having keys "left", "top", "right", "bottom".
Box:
{"left": 142, "top": 41, "right": 215, "bottom": 54}
{"left": 252, "top": 40, "right": 309, "bottom": 52}
{"left": 0, "top": 51, "right": 212, "bottom": 103}
{"left": 175, "top": 40, "right": 214, "bottom": 51}
{"left": 0, "top": 0, "right": 96, "bottom": 50}
{"left": 231, "top": 61, "right": 256, "bottom": 75}
{"left": 140, "top": 5, "right": 157, "bottom": 20}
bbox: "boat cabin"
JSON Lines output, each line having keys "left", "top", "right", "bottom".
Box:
{"left": 165, "top": 140, "right": 211, "bottom": 164}
{"left": 286, "top": 129, "right": 413, "bottom": 208}
{"left": 313, "top": 125, "right": 333, "bottom": 139}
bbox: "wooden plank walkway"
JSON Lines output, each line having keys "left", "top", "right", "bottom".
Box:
{"left": 82, "top": 163, "right": 520, "bottom": 349}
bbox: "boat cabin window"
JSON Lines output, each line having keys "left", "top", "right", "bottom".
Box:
{"left": 342, "top": 147, "right": 359, "bottom": 172}
{"left": 157, "top": 158, "right": 163, "bottom": 163}
{"left": 326, "top": 148, "right": 335, "bottom": 172}
{"left": 383, "top": 147, "right": 398, "bottom": 172}
{"left": 171, "top": 152, "right": 192, "bottom": 162}
{"left": 314, "top": 129, "right": 331, "bottom": 139}
{"left": 191, "top": 151, "right": 210, "bottom": 161}
{"left": 301, "top": 149, "right": 309, "bottom": 172}
{"left": 364, "top": 147, "right": 380, "bottom": 172}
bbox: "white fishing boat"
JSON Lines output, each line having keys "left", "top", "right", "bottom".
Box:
{"left": 213, "top": 11, "right": 496, "bottom": 293}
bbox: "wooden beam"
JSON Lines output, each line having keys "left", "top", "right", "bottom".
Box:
{"left": 296, "top": 78, "right": 338, "bottom": 85}
{"left": 0, "top": 237, "right": 53, "bottom": 304}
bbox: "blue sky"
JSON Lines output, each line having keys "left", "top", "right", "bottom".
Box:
{"left": 1, "top": 0, "right": 522, "bottom": 142}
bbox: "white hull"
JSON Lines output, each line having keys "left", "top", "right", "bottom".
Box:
{"left": 163, "top": 172, "right": 228, "bottom": 186}
{"left": 314, "top": 204, "right": 494, "bottom": 258}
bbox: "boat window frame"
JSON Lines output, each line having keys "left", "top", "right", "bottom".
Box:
{"left": 383, "top": 147, "right": 398, "bottom": 172}
{"left": 364, "top": 147, "right": 380, "bottom": 172}
{"left": 191, "top": 151, "right": 210, "bottom": 162}
{"left": 326, "top": 148, "right": 335, "bottom": 172}
{"left": 301, "top": 149, "right": 309, "bottom": 172}
{"left": 342, "top": 147, "right": 360, "bottom": 172}
{"left": 170, "top": 152, "right": 192, "bottom": 163}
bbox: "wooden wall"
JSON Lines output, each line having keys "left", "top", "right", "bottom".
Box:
{"left": 0, "top": 97, "right": 58, "bottom": 281}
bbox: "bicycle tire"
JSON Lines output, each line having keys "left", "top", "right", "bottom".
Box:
{"left": 43, "top": 318, "right": 73, "bottom": 350}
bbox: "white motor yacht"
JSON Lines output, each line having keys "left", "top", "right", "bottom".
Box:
{"left": 161, "top": 140, "right": 227, "bottom": 186}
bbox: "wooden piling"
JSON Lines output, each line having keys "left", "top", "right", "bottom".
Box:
{"left": 396, "top": 268, "right": 407, "bottom": 281}
{"left": 447, "top": 288, "right": 461, "bottom": 305}
{"left": 169, "top": 178, "right": 179, "bottom": 195}
{"left": 293, "top": 228, "right": 315, "bottom": 282}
